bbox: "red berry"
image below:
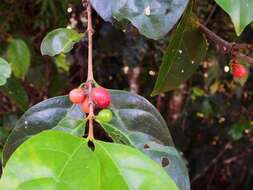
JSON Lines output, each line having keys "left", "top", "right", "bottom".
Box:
{"left": 232, "top": 63, "right": 247, "bottom": 78}
{"left": 91, "top": 87, "right": 111, "bottom": 108}
{"left": 81, "top": 97, "right": 92, "bottom": 113}
{"left": 69, "top": 88, "right": 85, "bottom": 104}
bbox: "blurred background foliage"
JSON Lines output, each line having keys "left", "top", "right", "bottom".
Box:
{"left": 0, "top": 0, "right": 253, "bottom": 189}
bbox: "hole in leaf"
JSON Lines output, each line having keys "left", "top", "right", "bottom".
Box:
{"left": 88, "top": 140, "right": 95, "bottom": 151}
{"left": 84, "top": 121, "right": 113, "bottom": 142}
{"left": 144, "top": 144, "right": 150, "bottom": 149}
{"left": 165, "top": 8, "right": 171, "bottom": 15}
{"left": 161, "top": 157, "right": 170, "bottom": 167}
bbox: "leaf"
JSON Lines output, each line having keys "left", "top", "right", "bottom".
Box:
{"left": 55, "top": 54, "right": 70, "bottom": 72}
{"left": 2, "top": 91, "right": 189, "bottom": 189}
{"left": 132, "top": 138, "right": 190, "bottom": 190}
{"left": 0, "top": 131, "right": 100, "bottom": 190}
{"left": 109, "top": 90, "right": 174, "bottom": 145}
{"left": 7, "top": 39, "right": 31, "bottom": 79}
{"left": 151, "top": 4, "right": 208, "bottom": 95}
{"left": 2, "top": 96, "right": 84, "bottom": 165}
{"left": 40, "top": 28, "right": 84, "bottom": 56}
{"left": 0, "top": 58, "right": 11, "bottom": 86}
{"left": 94, "top": 140, "right": 179, "bottom": 190}
{"left": 90, "top": 0, "right": 189, "bottom": 40}
{"left": 96, "top": 121, "right": 135, "bottom": 146}
{"left": 53, "top": 118, "right": 86, "bottom": 136}
{"left": 0, "top": 77, "right": 29, "bottom": 111}
{"left": 3, "top": 90, "right": 173, "bottom": 163}
{"left": 0, "top": 130, "right": 179, "bottom": 190}
{"left": 214, "top": 0, "right": 253, "bottom": 36}
{"left": 229, "top": 122, "right": 253, "bottom": 140}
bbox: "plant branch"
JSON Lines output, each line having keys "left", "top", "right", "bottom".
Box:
{"left": 85, "top": 0, "right": 94, "bottom": 82}
{"left": 197, "top": 22, "right": 253, "bottom": 66}
{"left": 83, "top": 0, "right": 95, "bottom": 141}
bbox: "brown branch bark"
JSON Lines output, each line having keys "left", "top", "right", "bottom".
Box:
{"left": 83, "top": 0, "right": 95, "bottom": 141}
{"left": 198, "top": 22, "right": 253, "bottom": 66}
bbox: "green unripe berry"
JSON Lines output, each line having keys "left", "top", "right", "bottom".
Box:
{"left": 96, "top": 109, "right": 113, "bottom": 123}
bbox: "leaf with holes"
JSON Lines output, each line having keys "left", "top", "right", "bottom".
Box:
{"left": 0, "top": 131, "right": 100, "bottom": 190}
{"left": 3, "top": 90, "right": 173, "bottom": 163}
{"left": 41, "top": 28, "right": 84, "bottom": 56}
{"left": 90, "top": 0, "right": 189, "bottom": 40}
{"left": 2, "top": 90, "right": 189, "bottom": 189}
{"left": 215, "top": 0, "right": 253, "bottom": 36}
{"left": 0, "top": 130, "right": 179, "bottom": 190}
{"left": 96, "top": 124, "right": 190, "bottom": 190}
{"left": 94, "top": 140, "right": 179, "bottom": 190}
{"left": 131, "top": 137, "right": 190, "bottom": 190}
{"left": 0, "top": 77, "right": 29, "bottom": 111}
{"left": 151, "top": 3, "right": 208, "bottom": 95}
{"left": 7, "top": 39, "right": 31, "bottom": 78}
{"left": 0, "top": 58, "right": 11, "bottom": 86}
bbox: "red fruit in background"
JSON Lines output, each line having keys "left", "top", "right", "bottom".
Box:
{"left": 232, "top": 63, "right": 247, "bottom": 78}
{"left": 91, "top": 87, "right": 111, "bottom": 108}
{"left": 69, "top": 88, "right": 85, "bottom": 104}
{"left": 81, "top": 97, "right": 92, "bottom": 113}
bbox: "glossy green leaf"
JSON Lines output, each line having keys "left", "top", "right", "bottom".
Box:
{"left": 7, "top": 39, "right": 31, "bottom": 78}
{"left": 0, "top": 131, "right": 100, "bottom": 190}
{"left": 132, "top": 137, "right": 190, "bottom": 190}
{"left": 96, "top": 120, "right": 134, "bottom": 146}
{"left": 0, "top": 77, "right": 29, "bottom": 111}
{"left": 97, "top": 123, "right": 190, "bottom": 190}
{"left": 94, "top": 140, "right": 179, "bottom": 190}
{"left": 3, "top": 90, "right": 173, "bottom": 164}
{"left": 2, "top": 96, "right": 84, "bottom": 165}
{"left": 215, "top": 0, "right": 253, "bottom": 36}
{"left": 152, "top": 4, "right": 208, "bottom": 95}
{"left": 2, "top": 91, "right": 189, "bottom": 189}
{"left": 41, "top": 28, "right": 84, "bottom": 56}
{"left": 109, "top": 90, "right": 174, "bottom": 145}
{"left": 90, "top": 0, "right": 188, "bottom": 40}
{"left": 0, "top": 130, "right": 179, "bottom": 190}
{"left": 53, "top": 118, "right": 86, "bottom": 136}
{"left": 0, "top": 58, "right": 11, "bottom": 86}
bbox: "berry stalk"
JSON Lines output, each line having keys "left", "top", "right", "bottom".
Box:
{"left": 83, "top": 0, "right": 95, "bottom": 141}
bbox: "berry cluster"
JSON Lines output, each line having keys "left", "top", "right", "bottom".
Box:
{"left": 69, "top": 86, "right": 112, "bottom": 123}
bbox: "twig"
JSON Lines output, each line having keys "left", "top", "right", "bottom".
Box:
{"left": 197, "top": 22, "right": 253, "bottom": 66}
{"left": 83, "top": 0, "right": 95, "bottom": 141}
{"left": 191, "top": 142, "right": 232, "bottom": 183}
{"left": 85, "top": 0, "right": 94, "bottom": 82}
{"left": 204, "top": 4, "right": 217, "bottom": 25}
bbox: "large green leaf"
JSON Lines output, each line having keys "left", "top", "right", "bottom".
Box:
{"left": 215, "top": 0, "right": 253, "bottom": 36}
{"left": 131, "top": 137, "right": 190, "bottom": 190}
{"left": 2, "top": 90, "right": 190, "bottom": 189}
{"left": 2, "top": 96, "right": 84, "bottom": 165}
{"left": 0, "top": 130, "right": 178, "bottom": 190}
{"left": 109, "top": 90, "right": 174, "bottom": 145}
{"left": 0, "top": 131, "right": 100, "bottom": 190}
{"left": 152, "top": 3, "right": 208, "bottom": 95}
{"left": 0, "top": 58, "right": 11, "bottom": 86}
{"left": 40, "top": 28, "right": 84, "bottom": 56}
{"left": 90, "top": 0, "right": 189, "bottom": 40}
{"left": 3, "top": 90, "right": 173, "bottom": 164}
{"left": 0, "top": 77, "right": 29, "bottom": 111}
{"left": 94, "top": 140, "right": 179, "bottom": 190}
{"left": 97, "top": 123, "right": 190, "bottom": 190}
{"left": 7, "top": 39, "right": 31, "bottom": 79}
